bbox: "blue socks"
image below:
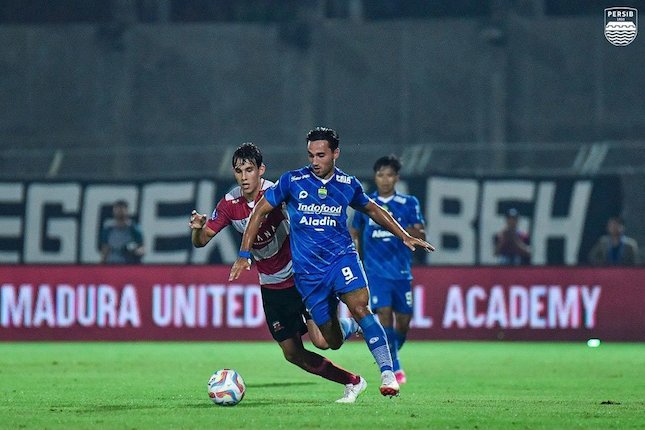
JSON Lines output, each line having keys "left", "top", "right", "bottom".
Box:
{"left": 384, "top": 327, "right": 400, "bottom": 372}
{"left": 339, "top": 317, "right": 358, "bottom": 341}
{"left": 395, "top": 329, "right": 407, "bottom": 351}
{"left": 358, "top": 314, "right": 393, "bottom": 373}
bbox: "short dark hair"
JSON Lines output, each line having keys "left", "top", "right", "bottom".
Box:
{"left": 608, "top": 216, "right": 624, "bottom": 225}
{"left": 373, "top": 154, "right": 402, "bottom": 174}
{"left": 306, "top": 127, "right": 339, "bottom": 151}
{"left": 114, "top": 199, "right": 128, "bottom": 208}
{"left": 232, "top": 142, "right": 263, "bottom": 168}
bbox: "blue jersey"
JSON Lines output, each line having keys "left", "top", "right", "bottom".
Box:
{"left": 264, "top": 166, "right": 371, "bottom": 275}
{"left": 352, "top": 191, "right": 425, "bottom": 280}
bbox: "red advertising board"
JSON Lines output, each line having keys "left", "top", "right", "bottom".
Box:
{"left": 1, "top": 266, "right": 643, "bottom": 341}
{"left": 405, "top": 266, "right": 644, "bottom": 341}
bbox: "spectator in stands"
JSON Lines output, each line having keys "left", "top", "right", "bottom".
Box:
{"left": 494, "top": 208, "right": 531, "bottom": 265}
{"left": 588, "top": 216, "right": 640, "bottom": 266}
{"left": 100, "top": 199, "right": 145, "bottom": 264}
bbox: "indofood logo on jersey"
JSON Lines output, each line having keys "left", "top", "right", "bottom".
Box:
{"left": 604, "top": 7, "right": 638, "bottom": 46}
{"left": 297, "top": 203, "right": 342, "bottom": 228}
{"left": 297, "top": 203, "right": 342, "bottom": 216}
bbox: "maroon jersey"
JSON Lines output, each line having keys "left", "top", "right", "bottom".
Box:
{"left": 206, "top": 179, "right": 293, "bottom": 289}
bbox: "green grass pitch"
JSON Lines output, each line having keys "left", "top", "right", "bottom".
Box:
{"left": 1, "top": 341, "right": 643, "bottom": 429}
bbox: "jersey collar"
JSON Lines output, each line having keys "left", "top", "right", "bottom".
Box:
{"left": 376, "top": 194, "right": 396, "bottom": 204}
{"left": 308, "top": 165, "right": 337, "bottom": 185}
{"left": 372, "top": 190, "right": 398, "bottom": 202}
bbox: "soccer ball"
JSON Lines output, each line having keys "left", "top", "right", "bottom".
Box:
{"left": 207, "top": 369, "right": 246, "bottom": 406}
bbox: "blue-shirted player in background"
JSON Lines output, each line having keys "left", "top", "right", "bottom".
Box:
{"left": 230, "top": 127, "right": 435, "bottom": 398}
{"left": 350, "top": 155, "right": 426, "bottom": 386}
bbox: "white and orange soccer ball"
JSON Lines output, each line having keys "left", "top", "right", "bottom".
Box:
{"left": 207, "top": 369, "right": 246, "bottom": 406}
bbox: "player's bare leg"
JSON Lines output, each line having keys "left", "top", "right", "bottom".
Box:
{"left": 316, "top": 316, "right": 344, "bottom": 350}
{"left": 307, "top": 318, "right": 360, "bottom": 350}
{"left": 314, "top": 299, "right": 362, "bottom": 350}
{"left": 376, "top": 307, "right": 394, "bottom": 326}
{"left": 341, "top": 287, "right": 399, "bottom": 397}
{"left": 341, "top": 287, "right": 372, "bottom": 320}
{"left": 307, "top": 319, "right": 331, "bottom": 349}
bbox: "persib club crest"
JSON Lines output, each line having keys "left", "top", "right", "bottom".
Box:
{"left": 317, "top": 187, "right": 328, "bottom": 199}
{"left": 604, "top": 7, "right": 638, "bottom": 46}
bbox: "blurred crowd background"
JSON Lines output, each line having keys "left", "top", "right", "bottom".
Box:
{"left": 1, "top": 0, "right": 644, "bottom": 263}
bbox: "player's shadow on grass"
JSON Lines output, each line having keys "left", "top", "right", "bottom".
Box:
{"left": 74, "top": 404, "right": 164, "bottom": 412}
{"left": 184, "top": 399, "right": 320, "bottom": 409}
{"left": 247, "top": 381, "right": 315, "bottom": 388}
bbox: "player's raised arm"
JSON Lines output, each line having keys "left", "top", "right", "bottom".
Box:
{"left": 229, "top": 196, "right": 276, "bottom": 280}
{"left": 361, "top": 200, "right": 435, "bottom": 252}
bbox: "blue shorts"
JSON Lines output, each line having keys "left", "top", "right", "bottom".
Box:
{"left": 367, "top": 273, "right": 413, "bottom": 314}
{"left": 294, "top": 252, "right": 368, "bottom": 326}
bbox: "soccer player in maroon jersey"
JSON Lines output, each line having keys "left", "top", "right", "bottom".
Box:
{"left": 189, "top": 142, "right": 366, "bottom": 403}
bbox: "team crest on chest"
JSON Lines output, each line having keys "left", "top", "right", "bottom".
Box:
{"left": 318, "top": 187, "right": 328, "bottom": 199}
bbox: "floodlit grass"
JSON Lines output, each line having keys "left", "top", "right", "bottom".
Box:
{"left": 1, "top": 341, "right": 643, "bottom": 429}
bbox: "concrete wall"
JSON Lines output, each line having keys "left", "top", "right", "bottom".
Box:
{"left": 2, "top": 17, "right": 644, "bottom": 172}
{"left": 1, "top": 17, "right": 643, "bottom": 248}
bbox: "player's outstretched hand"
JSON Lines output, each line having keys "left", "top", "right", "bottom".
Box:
{"left": 229, "top": 257, "right": 251, "bottom": 281}
{"left": 403, "top": 236, "right": 436, "bottom": 253}
{"left": 189, "top": 210, "right": 207, "bottom": 230}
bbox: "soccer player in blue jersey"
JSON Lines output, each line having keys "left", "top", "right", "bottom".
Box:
{"left": 350, "top": 155, "right": 426, "bottom": 385}
{"left": 229, "top": 127, "right": 435, "bottom": 397}
{"left": 192, "top": 143, "right": 366, "bottom": 403}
